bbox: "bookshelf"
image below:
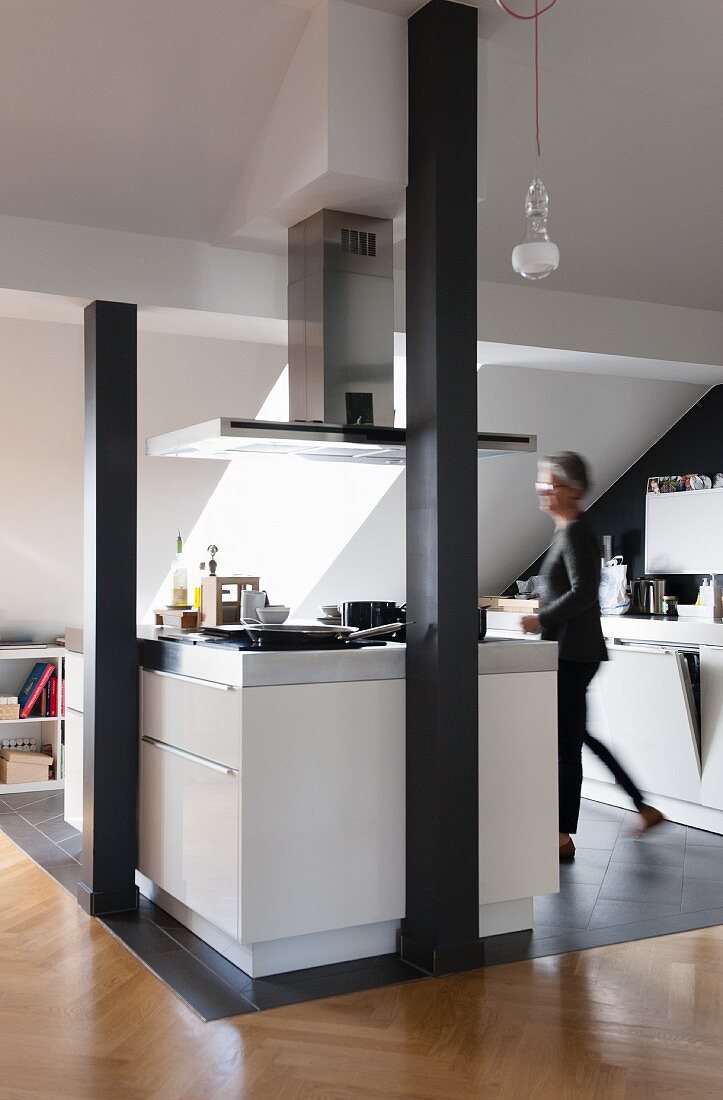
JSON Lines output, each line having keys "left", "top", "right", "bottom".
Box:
{"left": 0, "top": 646, "right": 65, "bottom": 795}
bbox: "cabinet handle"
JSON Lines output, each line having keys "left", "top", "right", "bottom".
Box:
{"left": 141, "top": 735, "right": 238, "bottom": 776}
{"left": 144, "top": 669, "right": 237, "bottom": 691}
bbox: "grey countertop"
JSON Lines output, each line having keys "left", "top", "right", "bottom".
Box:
{"left": 138, "top": 627, "right": 557, "bottom": 687}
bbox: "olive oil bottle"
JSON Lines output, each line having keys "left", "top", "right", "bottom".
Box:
{"left": 171, "top": 530, "right": 189, "bottom": 607}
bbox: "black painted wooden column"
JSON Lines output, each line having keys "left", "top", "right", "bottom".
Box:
{"left": 78, "top": 300, "right": 139, "bottom": 916}
{"left": 401, "top": 0, "right": 481, "bottom": 976}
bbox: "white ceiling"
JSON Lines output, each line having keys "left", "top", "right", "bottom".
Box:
{"left": 0, "top": 1, "right": 720, "bottom": 311}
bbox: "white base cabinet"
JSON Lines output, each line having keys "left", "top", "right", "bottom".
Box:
{"left": 139, "top": 737, "right": 239, "bottom": 939}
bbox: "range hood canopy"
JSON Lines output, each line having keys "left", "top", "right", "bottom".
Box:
{"left": 146, "top": 209, "right": 537, "bottom": 466}
{"left": 146, "top": 418, "right": 537, "bottom": 465}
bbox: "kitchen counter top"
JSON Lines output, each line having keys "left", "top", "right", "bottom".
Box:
{"left": 138, "top": 627, "right": 557, "bottom": 687}
{"left": 486, "top": 609, "right": 723, "bottom": 647}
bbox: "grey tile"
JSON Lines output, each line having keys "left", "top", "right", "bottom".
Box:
{"left": 163, "top": 928, "right": 253, "bottom": 993}
{"left": 588, "top": 897, "right": 681, "bottom": 929}
{"left": 558, "top": 847, "right": 611, "bottom": 885}
{"left": 611, "top": 838, "right": 686, "bottom": 869}
{"left": 58, "top": 833, "right": 82, "bottom": 860}
{"left": 36, "top": 818, "right": 79, "bottom": 845}
{"left": 579, "top": 799, "right": 626, "bottom": 822}
{"left": 0, "top": 798, "right": 21, "bottom": 814}
{"left": 16, "top": 808, "right": 65, "bottom": 825}
{"left": 0, "top": 791, "right": 60, "bottom": 810}
{"left": 686, "top": 827, "right": 723, "bottom": 848}
{"left": 599, "top": 862, "right": 683, "bottom": 906}
{"left": 619, "top": 812, "right": 686, "bottom": 846}
{"left": 101, "top": 911, "right": 182, "bottom": 957}
{"left": 0, "top": 813, "right": 44, "bottom": 843}
{"left": 141, "top": 949, "right": 258, "bottom": 1021}
{"left": 143, "top": 902, "right": 186, "bottom": 933}
{"left": 245, "top": 958, "right": 423, "bottom": 1012}
{"left": 681, "top": 879, "right": 723, "bottom": 913}
{"left": 683, "top": 846, "right": 723, "bottom": 884}
{"left": 534, "top": 883, "right": 601, "bottom": 930}
{"left": 571, "top": 818, "right": 622, "bottom": 850}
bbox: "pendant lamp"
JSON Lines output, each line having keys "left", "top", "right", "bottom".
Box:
{"left": 497, "top": 0, "right": 560, "bottom": 280}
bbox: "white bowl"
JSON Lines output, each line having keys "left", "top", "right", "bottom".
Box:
{"left": 320, "top": 604, "right": 340, "bottom": 616}
{"left": 256, "top": 606, "right": 290, "bottom": 625}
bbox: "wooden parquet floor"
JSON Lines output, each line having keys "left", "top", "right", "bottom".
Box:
{"left": 1, "top": 832, "right": 722, "bottom": 1100}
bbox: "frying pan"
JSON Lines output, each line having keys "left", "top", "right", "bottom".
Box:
{"left": 202, "top": 620, "right": 407, "bottom": 649}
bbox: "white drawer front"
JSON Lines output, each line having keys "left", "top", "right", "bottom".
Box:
{"left": 140, "top": 669, "right": 239, "bottom": 769}
{"left": 139, "top": 739, "right": 239, "bottom": 938}
{"left": 65, "top": 651, "right": 84, "bottom": 713}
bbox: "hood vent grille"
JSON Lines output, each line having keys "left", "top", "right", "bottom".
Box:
{"left": 341, "top": 227, "right": 377, "bottom": 257}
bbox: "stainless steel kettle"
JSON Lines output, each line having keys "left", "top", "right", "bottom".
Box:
{"left": 631, "top": 578, "right": 667, "bottom": 614}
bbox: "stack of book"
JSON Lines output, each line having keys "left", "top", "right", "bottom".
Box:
{"left": 17, "top": 662, "right": 59, "bottom": 719}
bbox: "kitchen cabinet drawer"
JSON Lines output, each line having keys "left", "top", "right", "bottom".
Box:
{"left": 138, "top": 737, "right": 239, "bottom": 938}
{"left": 65, "top": 650, "right": 83, "bottom": 713}
{"left": 598, "top": 646, "right": 701, "bottom": 803}
{"left": 140, "top": 668, "right": 239, "bottom": 769}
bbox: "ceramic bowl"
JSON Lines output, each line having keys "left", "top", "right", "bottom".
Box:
{"left": 320, "top": 604, "right": 340, "bottom": 616}
{"left": 256, "top": 606, "right": 290, "bottom": 625}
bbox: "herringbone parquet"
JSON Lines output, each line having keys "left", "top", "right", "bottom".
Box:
{"left": 1, "top": 831, "right": 722, "bottom": 1100}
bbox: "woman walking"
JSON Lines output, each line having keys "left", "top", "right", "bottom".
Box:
{"left": 521, "top": 452, "right": 663, "bottom": 860}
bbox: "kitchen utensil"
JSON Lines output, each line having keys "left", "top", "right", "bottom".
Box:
{"left": 240, "top": 589, "right": 267, "bottom": 619}
{"left": 661, "top": 595, "right": 678, "bottom": 617}
{"left": 256, "top": 606, "right": 290, "bottom": 624}
{"left": 631, "top": 578, "right": 667, "bottom": 614}
{"left": 341, "top": 601, "right": 401, "bottom": 630}
{"left": 320, "top": 604, "right": 340, "bottom": 616}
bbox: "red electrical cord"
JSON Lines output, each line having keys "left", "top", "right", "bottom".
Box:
{"left": 495, "top": 0, "right": 560, "bottom": 158}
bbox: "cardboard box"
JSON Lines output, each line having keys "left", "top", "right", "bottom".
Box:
{"left": 0, "top": 749, "right": 53, "bottom": 784}
{"left": 479, "top": 596, "right": 540, "bottom": 613}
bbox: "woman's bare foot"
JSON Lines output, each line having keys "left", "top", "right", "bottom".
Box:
{"left": 637, "top": 803, "right": 665, "bottom": 834}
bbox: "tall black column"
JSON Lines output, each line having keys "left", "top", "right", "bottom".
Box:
{"left": 78, "top": 300, "right": 139, "bottom": 916}
{"left": 402, "top": 0, "right": 481, "bottom": 976}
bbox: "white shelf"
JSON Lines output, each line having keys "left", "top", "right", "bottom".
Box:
{"left": 0, "top": 716, "right": 62, "bottom": 726}
{"left": 0, "top": 779, "right": 64, "bottom": 796}
{"left": 0, "top": 647, "right": 65, "bottom": 795}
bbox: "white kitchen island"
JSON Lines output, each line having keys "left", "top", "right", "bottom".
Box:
{"left": 136, "top": 633, "right": 559, "bottom": 977}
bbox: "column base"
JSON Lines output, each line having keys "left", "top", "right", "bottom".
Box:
{"left": 77, "top": 881, "right": 139, "bottom": 916}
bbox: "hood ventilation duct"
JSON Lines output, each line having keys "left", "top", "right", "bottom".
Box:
{"left": 146, "top": 208, "right": 536, "bottom": 464}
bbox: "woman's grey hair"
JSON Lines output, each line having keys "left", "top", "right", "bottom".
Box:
{"left": 539, "top": 451, "right": 591, "bottom": 496}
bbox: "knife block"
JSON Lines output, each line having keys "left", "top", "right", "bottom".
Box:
{"left": 199, "top": 576, "right": 261, "bottom": 627}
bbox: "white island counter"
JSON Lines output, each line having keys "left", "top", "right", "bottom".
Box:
{"left": 137, "top": 633, "right": 559, "bottom": 977}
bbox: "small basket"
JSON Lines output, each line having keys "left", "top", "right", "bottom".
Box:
{"left": 0, "top": 704, "right": 20, "bottom": 721}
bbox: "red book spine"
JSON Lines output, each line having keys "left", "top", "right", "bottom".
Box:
{"left": 48, "top": 676, "right": 57, "bottom": 718}
{"left": 20, "top": 663, "right": 55, "bottom": 719}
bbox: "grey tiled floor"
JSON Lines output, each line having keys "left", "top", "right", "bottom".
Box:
{"left": 522, "top": 798, "right": 723, "bottom": 960}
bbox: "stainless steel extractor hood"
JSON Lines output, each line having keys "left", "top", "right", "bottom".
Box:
{"left": 146, "top": 208, "right": 536, "bottom": 464}
{"left": 146, "top": 417, "right": 536, "bottom": 464}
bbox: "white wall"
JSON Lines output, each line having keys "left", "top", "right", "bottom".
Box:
{"left": 0, "top": 313, "right": 707, "bottom": 643}
{"left": 475, "top": 364, "right": 706, "bottom": 594}
{"left": 0, "top": 317, "right": 84, "bottom": 641}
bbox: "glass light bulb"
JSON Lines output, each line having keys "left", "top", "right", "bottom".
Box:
{"left": 511, "top": 176, "right": 560, "bottom": 280}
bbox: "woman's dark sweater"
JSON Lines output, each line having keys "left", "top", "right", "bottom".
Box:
{"left": 537, "top": 512, "right": 608, "bottom": 664}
